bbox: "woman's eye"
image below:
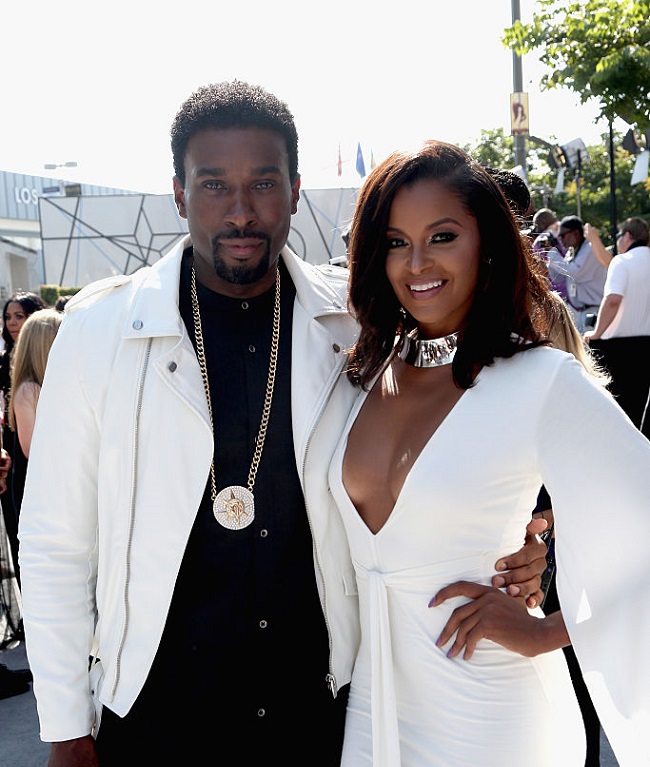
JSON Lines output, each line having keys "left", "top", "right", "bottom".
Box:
{"left": 430, "top": 231, "right": 457, "bottom": 244}
{"left": 387, "top": 237, "right": 407, "bottom": 249}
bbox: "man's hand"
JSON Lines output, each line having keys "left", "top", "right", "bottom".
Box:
{"left": 48, "top": 736, "right": 99, "bottom": 767}
{"left": 491, "top": 518, "right": 548, "bottom": 608}
{"left": 0, "top": 448, "right": 11, "bottom": 495}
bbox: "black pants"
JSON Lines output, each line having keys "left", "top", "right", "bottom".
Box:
{"left": 589, "top": 336, "right": 650, "bottom": 431}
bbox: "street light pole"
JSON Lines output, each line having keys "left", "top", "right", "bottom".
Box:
{"left": 575, "top": 149, "right": 582, "bottom": 219}
{"left": 43, "top": 162, "right": 79, "bottom": 197}
{"left": 608, "top": 120, "right": 618, "bottom": 254}
{"left": 43, "top": 161, "right": 78, "bottom": 170}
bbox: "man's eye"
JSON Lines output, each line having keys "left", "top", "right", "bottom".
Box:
{"left": 256, "top": 181, "right": 274, "bottom": 190}
{"left": 204, "top": 181, "right": 223, "bottom": 190}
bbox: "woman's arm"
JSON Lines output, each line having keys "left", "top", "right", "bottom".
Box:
{"left": 13, "top": 381, "right": 41, "bottom": 458}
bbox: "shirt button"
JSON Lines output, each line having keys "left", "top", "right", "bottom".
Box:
{"left": 257, "top": 708, "right": 266, "bottom": 717}
{"left": 249, "top": 344, "right": 256, "bottom": 353}
{"left": 332, "top": 343, "right": 341, "bottom": 353}
{"left": 259, "top": 619, "right": 268, "bottom": 629}
{"left": 260, "top": 529, "right": 268, "bottom": 538}
{"left": 132, "top": 320, "right": 143, "bottom": 330}
{"left": 168, "top": 361, "right": 177, "bottom": 372}
{"left": 241, "top": 301, "right": 249, "bottom": 310}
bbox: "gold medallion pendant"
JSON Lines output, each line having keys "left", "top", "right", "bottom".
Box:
{"left": 213, "top": 486, "right": 255, "bottom": 530}
{"left": 190, "top": 256, "right": 280, "bottom": 531}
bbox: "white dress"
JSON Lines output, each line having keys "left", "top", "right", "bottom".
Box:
{"left": 329, "top": 347, "right": 650, "bottom": 767}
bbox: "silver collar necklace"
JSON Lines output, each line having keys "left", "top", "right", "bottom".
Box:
{"left": 399, "top": 329, "right": 459, "bottom": 368}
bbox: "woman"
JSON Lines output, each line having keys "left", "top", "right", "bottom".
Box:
{"left": 331, "top": 141, "right": 650, "bottom": 766}
{"left": 0, "top": 291, "right": 46, "bottom": 592}
{"left": 8, "top": 309, "right": 63, "bottom": 514}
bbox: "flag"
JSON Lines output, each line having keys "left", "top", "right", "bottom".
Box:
{"left": 356, "top": 142, "right": 366, "bottom": 178}
{"left": 337, "top": 144, "right": 342, "bottom": 177}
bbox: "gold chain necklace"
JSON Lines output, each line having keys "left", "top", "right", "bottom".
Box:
{"left": 190, "top": 263, "right": 280, "bottom": 530}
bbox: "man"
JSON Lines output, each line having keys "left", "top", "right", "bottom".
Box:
{"left": 18, "top": 81, "right": 546, "bottom": 766}
{"left": 585, "top": 216, "right": 650, "bottom": 433}
{"left": 530, "top": 208, "right": 570, "bottom": 301}
{"left": 547, "top": 215, "right": 607, "bottom": 333}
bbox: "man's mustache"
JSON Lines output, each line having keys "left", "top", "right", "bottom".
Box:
{"left": 212, "top": 229, "right": 271, "bottom": 246}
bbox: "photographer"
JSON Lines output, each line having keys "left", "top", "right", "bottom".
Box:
{"left": 531, "top": 208, "right": 569, "bottom": 301}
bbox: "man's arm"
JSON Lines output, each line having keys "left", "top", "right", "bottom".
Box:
{"left": 47, "top": 737, "right": 99, "bottom": 767}
{"left": 584, "top": 223, "right": 613, "bottom": 268}
{"left": 584, "top": 293, "right": 622, "bottom": 342}
{"left": 491, "top": 517, "right": 547, "bottom": 608}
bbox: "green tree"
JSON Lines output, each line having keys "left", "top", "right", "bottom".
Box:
{"left": 554, "top": 131, "right": 650, "bottom": 242}
{"left": 502, "top": 0, "right": 650, "bottom": 128}
{"left": 463, "top": 128, "right": 650, "bottom": 244}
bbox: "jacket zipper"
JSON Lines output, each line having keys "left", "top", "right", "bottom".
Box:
{"left": 111, "top": 337, "right": 153, "bottom": 698}
{"left": 302, "top": 351, "right": 349, "bottom": 699}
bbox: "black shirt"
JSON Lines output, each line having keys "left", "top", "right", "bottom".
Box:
{"left": 96, "top": 251, "right": 347, "bottom": 765}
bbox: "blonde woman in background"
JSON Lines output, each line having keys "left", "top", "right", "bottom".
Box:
{"left": 0, "top": 292, "right": 46, "bottom": 592}
{"left": 8, "top": 309, "right": 62, "bottom": 518}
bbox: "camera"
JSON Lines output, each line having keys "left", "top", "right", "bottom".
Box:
{"left": 538, "top": 233, "right": 559, "bottom": 249}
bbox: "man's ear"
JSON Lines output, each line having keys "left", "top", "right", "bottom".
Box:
{"left": 291, "top": 174, "right": 301, "bottom": 215}
{"left": 173, "top": 177, "right": 187, "bottom": 219}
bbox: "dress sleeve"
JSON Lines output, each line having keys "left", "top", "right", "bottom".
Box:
{"left": 536, "top": 354, "right": 650, "bottom": 766}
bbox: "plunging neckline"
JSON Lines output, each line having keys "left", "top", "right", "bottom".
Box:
{"left": 338, "top": 359, "right": 481, "bottom": 537}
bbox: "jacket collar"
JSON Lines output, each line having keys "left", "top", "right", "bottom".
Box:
{"left": 122, "top": 235, "right": 349, "bottom": 339}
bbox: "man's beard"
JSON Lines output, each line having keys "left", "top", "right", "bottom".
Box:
{"left": 210, "top": 229, "right": 273, "bottom": 285}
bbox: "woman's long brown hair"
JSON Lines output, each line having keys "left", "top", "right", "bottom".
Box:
{"left": 346, "top": 140, "right": 558, "bottom": 390}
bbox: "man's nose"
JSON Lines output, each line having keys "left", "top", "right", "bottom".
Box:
{"left": 225, "top": 190, "right": 257, "bottom": 229}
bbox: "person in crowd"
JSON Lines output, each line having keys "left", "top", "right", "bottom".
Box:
{"left": 585, "top": 216, "right": 650, "bottom": 434}
{"left": 330, "top": 139, "right": 650, "bottom": 766}
{"left": 547, "top": 215, "right": 607, "bottom": 333}
{"left": 530, "top": 207, "right": 570, "bottom": 301}
{"left": 0, "top": 291, "right": 46, "bottom": 591}
{"left": 54, "top": 294, "right": 73, "bottom": 312}
{"left": 0, "top": 446, "right": 30, "bottom": 701}
{"left": 8, "top": 309, "right": 63, "bottom": 519}
{"left": 0, "top": 648, "right": 32, "bottom": 701}
{"left": 484, "top": 167, "right": 533, "bottom": 223}
{"left": 17, "top": 81, "right": 547, "bottom": 767}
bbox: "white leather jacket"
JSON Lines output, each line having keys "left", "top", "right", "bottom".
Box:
{"left": 19, "top": 237, "right": 361, "bottom": 742}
